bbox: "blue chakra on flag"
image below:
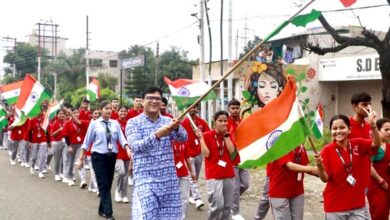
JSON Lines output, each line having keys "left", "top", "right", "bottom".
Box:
{"left": 316, "top": 119, "right": 323, "bottom": 127}
{"left": 30, "top": 92, "right": 38, "bottom": 102}
{"left": 266, "top": 129, "right": 282, "bottom": 150}
{"left": 178, "top": 87, "right": 190, "bottom": 97}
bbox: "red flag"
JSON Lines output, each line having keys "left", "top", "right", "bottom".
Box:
{"left": 340, "top": 0, "right": 356, "bottom": 7}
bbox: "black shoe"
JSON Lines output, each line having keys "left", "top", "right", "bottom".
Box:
{"left": 98, "top": 212, "right": 115, "bottom": 220}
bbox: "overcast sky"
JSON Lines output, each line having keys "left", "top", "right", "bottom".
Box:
{"left": 1, "top": 0, "right": 389, "bottom": 73}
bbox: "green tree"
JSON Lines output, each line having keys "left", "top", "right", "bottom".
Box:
{"left": 158, "top": 47, "right": 194, "bottom": 92}
{"left": 239, "top": 35, "right": 264, "bottom": 59}
{"left": 120, "top": 45, "right": 155, "bottom": 97}
{"left": 3, "top": 42, "right": 48, "bottom": 79}
{"left": 97, "top": 72, "right": 117, "bottom": 91}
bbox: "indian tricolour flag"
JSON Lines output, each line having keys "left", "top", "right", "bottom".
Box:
{"left": 86, "top": 78, "right": 100, "bottom": 101}
{"left": 235, "top": 76, "right": 312, "bottom": 169}
{"left": 0, "top": 106, "right": 8, "bottom": 130}
{"left": 0, "top": 80, "right": 23, "bottom": 105}
{"left": 42, "top": 99, "right": 64, "bottom": 131}
{"left": 11, "top": 74, "right": 52, "bottom": 127}
{"left": 164, "top": 77, "right": 217, "bottom": 110}
{"left": 311, "top": 103, "right": 325, "bottom": 139}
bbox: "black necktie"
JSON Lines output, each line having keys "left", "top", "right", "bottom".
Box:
{"left": 102, "top": 121, "right": 113, "bottom": 151}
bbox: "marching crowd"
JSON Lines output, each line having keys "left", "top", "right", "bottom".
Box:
{"left": 1, "top": 83, "right": 390, "bottom": 220}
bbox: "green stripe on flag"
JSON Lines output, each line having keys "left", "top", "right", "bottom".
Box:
{"left": 291, "top": 9, "right": 322, "bottom": 27}
{"left": 263, "top": 20, "right": 290, "bottom": 43}
{"left": 6, "top": 96, "right": 18, "bottom": 105}
{"left": 312, "top": 123, "right": 322, "bottom": 139}
{"left": 27, "top": 89, "right": 52, "bottom": 118}
{"left": 87, "top": 90, "right": 97, "bottom": 101}
{"left": 239, "top": 117, "right": 312, "bottom": 169}
{"left": 173, "top": 91, "right": 217, "bottom": 110}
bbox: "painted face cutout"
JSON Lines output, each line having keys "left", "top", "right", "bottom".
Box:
{"left": 257, "top": 73, "right": 279, "bottom": 105}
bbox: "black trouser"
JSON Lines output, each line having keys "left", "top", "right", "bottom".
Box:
{"left": 91, "top": 152, "right": 117, "bottom": 217}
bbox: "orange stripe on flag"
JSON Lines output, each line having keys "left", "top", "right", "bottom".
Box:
{"left": 15, "top": 74, "right": 36, "bottom": 110}
{"left": 235, "top": 76, "right": 297, "bottom": 150}
{"left": 0, "top": 81, "right": 23, "bottom": 92}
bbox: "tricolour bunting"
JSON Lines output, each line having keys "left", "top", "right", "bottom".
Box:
{"left": 235, "top": 76, "right": 312, "bottom": 169}
{"left": 340, "top": 0, "right": 357, "bottom": 7}
{"left": 0, "top": 80, "right": 23, "bottom": 105}
{"left": 86, "top": 78, "right": 100, "bottom": 101}
{"left": 11, "top": 74, "right": 52, "bottom": 127}
{"left": 311, "top": 103, "right": 325, "bottom": 139}
{"left": 164, "top": 77, "right": 217, "bottom": 110}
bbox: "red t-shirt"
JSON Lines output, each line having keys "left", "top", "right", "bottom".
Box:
{"left": 204, "top": 130, "right": 235, "bottom": 180}
{"left": 116, "top": 118, "right": 129, "bottom": 160}
{"left": 227, "top": 116, "right": 241, "bottom": 165}
{"left": 62, "top": 120, "right": 89, "bottom": 144}
{"left": 172, "top": 141, "right": 189, "bottom": 177}
{"left": 349, "top": 117, "right": 372, "bottom": 189}
{"left": 50, "top": 120, "right": 66, "bottom": 141}
{"left": 321, "top": 138, "right": 373, "bottom": 212}
{"left": 126, "top": 108, "right": 143, "bottom": 120}
{"left": 269, "top": 145, "right": 309, "bottom": 198}
{"left": 110, "top": 110, "right": 119, "bottom": 120}
{"left": 22, "top": 118, "right": 31, "bottom": 141}
{"left": 79, "top": 109, "right": 92, "bottom": 121}
{"left": 9, "top": 116, "right": 23, "bottom": 141}
{"left": 182, "top": 116, "right": 210, "bottom": 158}
{"left": 29, "top": 114, "right": 47, "bottom": 143}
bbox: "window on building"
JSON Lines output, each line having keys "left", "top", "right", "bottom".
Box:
{"left": 109, "top": 60, "right": 118, "bottom": 68}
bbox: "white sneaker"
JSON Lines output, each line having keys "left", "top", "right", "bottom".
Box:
{"left": 72, "top": 177, "right": 76, "bottom": 181}
{"left": 34, "top": 165, "right": 39, "bottom": 171}
{"left": 54, "top": 175, "right": 61, "bottom": 181}
{"left": 80, "top": 180, "right": 88, "bottom": 189}
{"left": 195, "top": 199, "right": 204, "bottom": 209}
{"left": 92, "top": 188, "right": 98, "bottom": 193}
{"left": 30, "top": 167, "right": 35, "bottom": 174}
{"left": 115, "top": 190, "right": 122, "bottom": 202}
{"left": 20, "top": 162, "right": 25, "bottom": 167}
{"left": 10, "top": 159, "right": 16, "bottom": 165}
{"left": 8, "top": 150, "right": 12, "bottom": 156}
{"left": 38, "top": 172, "right": 45, "bottom": 178}
{"left": 0, "top": 146, "right": 3, "bottom": 150}
{"left": 59, "top": 173, "right": 64, "bottom": 179}
{"left": 68, "top": 179, "right": 75, "bottom": 186}
{"left": 84, "top": 164, "right": 90, "bottom": 170}
{"left": 17, "top": 158, "right": 22, "bottom": 163}
{"left": 42, "top": 169, "right": 47, "bottom": 174}
{"left": 232, "top": 214, "right": 246, "bottom": 220}
{"left": 62, "top": 177, "right": 69, "bottom": 184}
{"left": 25, "top": 163, "right": 30, "bottom": 168}
{"left": 189, "top": 197, "right": 196, "bottom": 204}
{"left": 122, "top": 196, "right": 129, "bottom": 203}
{"left": 128, "top": 176, "right": 133, "bottom": 186}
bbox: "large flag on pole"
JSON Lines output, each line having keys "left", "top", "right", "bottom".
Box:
{"left": 86, "top": 78, "right": 100, "bottom": 102}
{"left": 235, "top": 76, "right": 312, "bottom": 169}
{"left": 11, "top": 74, "right": 52, "bottom": 127}
{"left": 0, "top": 80, "right": 23, "bottom": 105}
{"left": 164, "top": 77, "right": 217, "bottom": 110}
{"left": 311, "top": 103, "right": 325, "bottom": 139}
{"left": 0, "top": 106, "right": 8, "bottom": 130}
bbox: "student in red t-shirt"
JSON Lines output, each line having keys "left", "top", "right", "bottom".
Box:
{"left": 62, "top": 107, "right": 90, "bottom": 187}
{"left": 268, "top": 144, "right": 317, "bottom": 219}
{"left": 182, "top": 104, "right": 210, "bottom": 209}
{"left": 227, "top": 99, "right": 249, "bottom": 220}
{"left": 161, "top": 97, "right": 173, "bottom": 118}
{"left": 196, "top": 110, "right": 236, "bottom": 220}
{"left": 114, "top": 106, "right": 131, "bottom": 203}
{"left": 79, "top": 98, "right": 92, "bottom": 120}
{"left": 50, "top": 109, "right": 67, "bottom": 182}
{"left": 367, "top": 118, "right": 390, "bottom": 220}
{"left": 9, "top": 113, "right": 24, "bottom": 165}
{"left": 19, "top": 118, "right": 31, "bottom": 168}
{"left": 110, "top": 98, "right": 120, "bottom": 120}
{"left": 29, "top": 110, "right": 49, "bottom": 178}
{"left": 315, "top": 112, "right": 381, "bottom": 220}
{"left": 126, "top": 96, "right": 143, "bottom": 120}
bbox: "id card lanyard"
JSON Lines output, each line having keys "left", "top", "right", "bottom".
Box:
{"left": 335, "top": 142, "right": 355, "bottom": 185}
{"left": 214, "top": 135, "right": 225, "bottom": 158}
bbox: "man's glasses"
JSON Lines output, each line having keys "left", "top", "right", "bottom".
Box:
{"left": 145, "top": 96, "right": 162, "bottom": 102}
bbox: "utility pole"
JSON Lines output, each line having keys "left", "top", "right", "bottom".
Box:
{"left": 86, "top": 15, "right": 90, "bottom": 89}
{"left": 155, "top": 42, "right": 159, "bottom": 85}
{"left": 2, "top": 36, "right": 17, "bottom": 78}
{"left": 219, "top": 0, "right": 225, "bottom": 110}
{"left": 227, "top": 0, "right": 233, "bottom": 102}
{"left": 199, "top": 0, "right": 206, "bottom": 119}
{"left": 37, "top": 22, "right": 42, "bottom": 82}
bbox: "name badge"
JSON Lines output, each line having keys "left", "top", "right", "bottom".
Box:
{"left": 195, "top": 139, "right": 199, "bottom": 145}
{"left": 37, "top": 133, "right": 41, "bottom": 138}
{"left": 62, "top": 138, "right": 66, "bottom": 143}
{"left": 108, "top": 143, "right": 113, "bottom": 151}
{"left": 18, "top": 130, "right": 22, "bottom": 134}
{"left": 297, "top": 172, "right": 303, "bottom": 181}
{"left": 77, "top": 136, "right": 81, "bottom": 142}
{"left": 218, "top": 160, "right": 227, "bottom": 167}
{"left": 176, "top": 162, "right": 183, "bottom": 169}
{"left": 346, "top": 174, "right": 356, "bottom": 186}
